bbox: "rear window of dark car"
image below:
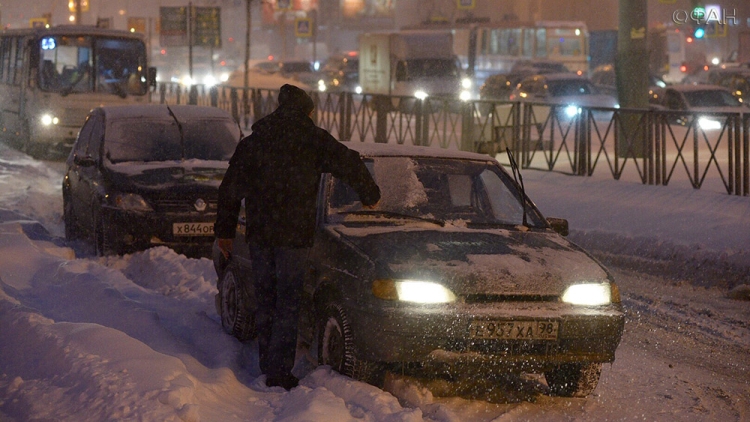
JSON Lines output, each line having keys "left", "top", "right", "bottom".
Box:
{"left": 682, "top": 90, "right": 742, "bottom": 108}
{"left": 547, "top": 79, "right": 597, "bottom": 96}
{"left": 105, "top": 118, "right": 240, "bottom": 163}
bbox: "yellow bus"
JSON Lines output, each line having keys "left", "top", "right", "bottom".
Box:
{"left": 0, "top": 25, "right": 155, "bottom": 157}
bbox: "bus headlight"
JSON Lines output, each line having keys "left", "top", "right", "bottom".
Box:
{"left": 414, "top": 90, "right": 428, "bottom": 100}
{"left": 459, "top": 90, "right": 472, "bottom": 101}
{"left": 41, "top": 114, "right": 60, "bottom": 126}
{"left": 461, "top": 77, "right": 473, "bottom": 89}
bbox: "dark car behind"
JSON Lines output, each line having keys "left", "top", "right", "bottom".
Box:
{"left": 63, "top": 104, "right": 242, "bottom": 257}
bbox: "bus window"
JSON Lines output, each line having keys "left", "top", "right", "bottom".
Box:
{"left": 548, "top": 28, "right": 583, "bottom": 57}
{"left": 13, "top": 37, "right": 25, "bottom": 85}
{"left": 39, "top": 35, "right": 93, "bottom": 94}
{"left": 535, "top": 29, "right": 547, "bottom": 58}
{"left": 95, "top": 38, "right": 148, "bottom": 96}
{"left": 522, "top": 28, "right": 534, "bottom": 57}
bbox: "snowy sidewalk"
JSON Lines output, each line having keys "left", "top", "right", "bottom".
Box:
{"left": 523, "top": 169, "right": 750, "bottom": 290}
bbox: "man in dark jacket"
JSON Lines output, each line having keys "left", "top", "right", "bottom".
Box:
{"left": 214, "top": 84, "right": 380, "bottom": 390}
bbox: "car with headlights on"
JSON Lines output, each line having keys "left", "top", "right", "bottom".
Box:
{"left": 510, "top": 73, "right": 620, "bottom": 123}
{"left": 659, "top": 84, "right": 748, "bottom": 130}
{"left": 213, "top": 143, "right": 624, "bottom": 398}
{"left": 63, "top": 104, "right": 242, "bottom": 257}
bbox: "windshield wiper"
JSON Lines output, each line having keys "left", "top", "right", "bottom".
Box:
{"left": 166, "top": 104, "right": 186, "bottom": 161}
{"left": 339, "top": 210, "right": 445, "bottom": 226}
{"left": 506, "top": 147, "right": 528, "bottom": 227}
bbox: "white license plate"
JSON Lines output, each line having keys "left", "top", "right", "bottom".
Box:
{"left": 469, "top": 320, "right": 559, "bottom": 340}
{"left": 173, "top": 222, "right": 214, "bottom": 236}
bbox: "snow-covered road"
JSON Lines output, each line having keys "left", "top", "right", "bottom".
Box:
{"left": 1, "top": 141, "right": 748, "bottom": 421}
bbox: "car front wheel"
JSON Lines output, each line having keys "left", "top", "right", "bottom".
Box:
{"left": 218, "top": 265, "right": 255, "bottom": 342}
{"left": 545, "top": 362, "right": 602, "bottom": 397}
{"left": 317, "top": 302, "right": 384, "bottom": 386}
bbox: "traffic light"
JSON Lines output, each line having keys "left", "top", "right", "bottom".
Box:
{"left": 693, "top": 25, "right": 705, "bottom": 39}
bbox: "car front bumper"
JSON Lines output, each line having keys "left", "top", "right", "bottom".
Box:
{"left": 342, "top": 300, "right": 624, "bottom": 372}
{"left": 100, "top": 205, "right": 216, "bottom": 257}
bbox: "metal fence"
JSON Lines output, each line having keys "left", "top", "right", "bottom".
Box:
{"left": 155, "top": 83, "right": 750, "bottom": 196}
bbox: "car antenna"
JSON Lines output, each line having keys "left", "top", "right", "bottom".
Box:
{"left": 506, "top": 147, "right": 528, "bottom": 227}
{"left": 165, "top": 104, "right": 186, "bottom": 160}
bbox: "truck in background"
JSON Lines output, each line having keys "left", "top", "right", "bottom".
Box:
{"left": 358, "top": 30, "right": 472, "bottom": 102}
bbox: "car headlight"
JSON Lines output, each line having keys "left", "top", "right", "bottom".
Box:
{"left": 698, "top": 117, "right": 722, "bottom": 130}
{"left": 317, "top": 79, "right": 327, "bottom": 92}
{"left": 564, "top": 105, "right": 582, "bottom": 118}
{"left": 561, "top": 283, "right": 613, "bottom": 306}
{"left": 112, "top": 193, "right": 153, "bottom": 211}
{"left": 414, "top": 90, "right": 428, "bottom": 100}
{"left": 461, "top": 77, "right": 473, "bottom": 89}
{"left": 372, "top": 279, "right": 457, "bottom": 304}
{"left": 40, "top": 114, "right": 60, "bottom": 126}
{"left": 459, "top": 90, "right": 472, "bottom": 101}
{"left": 354, "top": 85, "right": 363, "bottom": 94}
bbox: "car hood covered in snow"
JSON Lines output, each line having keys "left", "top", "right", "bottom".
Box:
{"left": 331, "top": 225, "right": 610, "bottom": 297}
{"left": 103, "top": 160, "right": 228, "bottom": 192}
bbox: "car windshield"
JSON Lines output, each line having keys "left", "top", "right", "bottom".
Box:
{"left": 327, "top": 157, "right": 546, "bottom": 228}
{"left": 105, "top": 118, "right": 240, "bottom": 163}
{"left": 405, "top": 58, "right": 460, "bottom": 78}
{"left": 547, "top": 79, "right": 597, "bottom": 96}
{"left": 683, "top": 90, "right": 742, "bottom": 107}
{"left": 39, "top": 36, "right": 147, "bottom": 96}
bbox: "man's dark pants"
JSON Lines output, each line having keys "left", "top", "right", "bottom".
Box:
{"left": 248, "top": 242, "right": 310, "bottom": 380}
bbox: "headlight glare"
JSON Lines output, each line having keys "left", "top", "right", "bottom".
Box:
{"left": 372, "top": 279, "right": 456, "bottom": 303}
{"left": 698, "top": 117, "right": 722, "bottom": 130}
{"left": 461, "top": 77, "right": 473, "bottom": 89}
{"left": 414, "top": 90, "right": 428, "bottom": 100}
{"left": 113, "top": 193, "right": 153, "bottom": 211}
{"left": 41, "top": 114, "right": 59, "bottom": 126}
{"left": 564, "top": 104, "right": 581, "bottom": 118}
{"left": 561, "top": 283, "right": 611, "bottom": 306}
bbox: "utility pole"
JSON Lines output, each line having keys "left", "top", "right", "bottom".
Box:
{"left": 616, "top": 0, "right": 649, "bottom": 156}
{"left": 244, "top": 0, "right": 251, "bottom": 91}
{"left": 75, "top": 0, "right": 82, "bottom": 24}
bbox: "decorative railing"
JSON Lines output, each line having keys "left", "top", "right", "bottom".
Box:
{"left": 155, "top": 83, "right": 749, "bottom": 196}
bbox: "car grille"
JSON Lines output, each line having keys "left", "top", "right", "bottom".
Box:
{"left": 463, "top": 294, "right": 559, "bottom": 304}
{"left": 152, "top": 198, "right": 218, "bottom": 213}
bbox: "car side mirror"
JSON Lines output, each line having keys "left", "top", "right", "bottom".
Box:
{"left": 73, "top": 154, "right": 96, "bottom": 167}
{"left": 546, "top": 217, "right": 569, "bottom": 236}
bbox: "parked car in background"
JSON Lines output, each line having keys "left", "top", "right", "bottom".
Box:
{"left": 510, "top": 73, "right": 620, "bottom": 121}
{"left": 479, "top": 60, "right": 571, "bottom": 102}
{"left": 658, "top": 84, "right": 748, "bottom": 129}
{"left": 318, "top": 52, "right": 360, "bottom": 93}
{"left": 213, "top": 143, "right": 624, "bottom": 398}
{"left": 710, "top": 69, "right": 750, "bottom": 103}
{"left": 63, "top": 105, "right": 242, "bottom": 257}
{"left": 510, "top": 59, "right": 571, "bottom": 75}
{"left": 589, "top": 64, "right": 667, "bottom": 105}
{"left": 277, "top": 60, "right": 319, "bottom": 87}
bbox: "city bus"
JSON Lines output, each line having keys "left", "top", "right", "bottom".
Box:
{"left": 0, "top": 25, "right": 155, "bottom": 157}
{"left": 405, "top": 20, "right": 590, "bottom": 96}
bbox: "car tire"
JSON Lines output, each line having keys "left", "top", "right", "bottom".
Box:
{"left": 544, "top": 362, "right": 602, "bottom": 397}
{"left": 217, "top": 265, "right": 256, "bottom": 342}
{"left": 94, "top": 210, "right": 121, "bottom": 256}
{"left": 317, "top": 302, "right": 384, "bottom": 386}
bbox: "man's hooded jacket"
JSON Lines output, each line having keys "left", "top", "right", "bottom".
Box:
{"left": 215, "top": 84, "right": 381, "bottom": 248}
